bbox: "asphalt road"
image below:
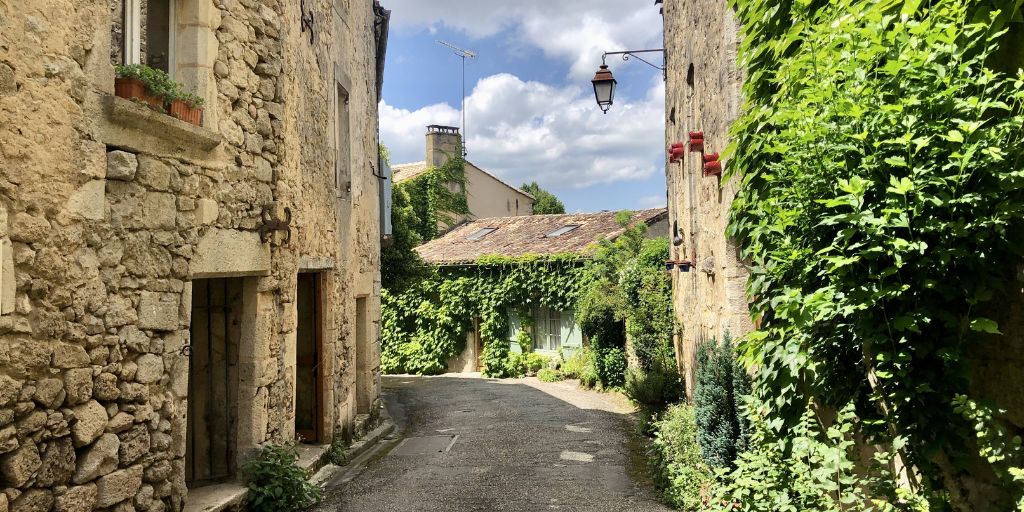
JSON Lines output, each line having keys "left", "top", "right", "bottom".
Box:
{"left": 315, "top": 375, "right": 672, "bottom": 512}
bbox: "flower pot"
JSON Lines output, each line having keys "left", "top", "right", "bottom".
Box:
{"left": 168, "top": 99, "right": 204, "bottom": 126}
{"left": 677, "top": 261, "right": 692, "bottom": 272}
{"left": 114, "top": 77, "right": 164, "bottom": 111}
{"left": 665, "top": 260, "right": 676, "bottom": 271}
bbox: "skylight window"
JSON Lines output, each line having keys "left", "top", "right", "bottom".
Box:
{"left": 545, "top": 224, "right": 581, "bottom": 237}
{"left": 466, "top": 227, "right": 497, "bottom": 241}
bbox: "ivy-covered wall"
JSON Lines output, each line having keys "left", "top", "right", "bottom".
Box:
{"left": 703, "top": 0, "right": 1024, "bottom": 508}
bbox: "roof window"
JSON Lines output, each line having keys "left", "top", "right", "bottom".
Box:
{"left": 466, "top": 227, "right": 497, "bottom": 241}
{"left": 545, "top": 224, "right": 581, "bottom": 237}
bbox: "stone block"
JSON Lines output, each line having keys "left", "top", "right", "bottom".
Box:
{"left": 194, "top": 198, "right": 219, "bottom": 225}
{"left": 10, "top": 488, "right": 51, "bottom": 512}
{"left": 63, "top": 368, "right": 94, "bottom": 406}
{"left": 142, "top": 193, "right": 177, "bottom": 230}
{"left": 0, "top": 375, "right": 21, "bottom": 407}
{"left": 106, "top": 151, "right": 138, "bottom": 181}
{"left": 35, "top": 436, "right": 75, "bottom": 486}
{"left": 9, "top": 213, "right": 50, "bottom": 244}
{"left": 136, "top": 157, "right": 173, "bottom": 191}
{"left": 95, "top": 465, "right": 142, "bottom": 508}
{"left": 117, "top": 425, "right": 150, "bottom": 465}
{"left": 137, "top": 292, "right": 180, "bottom": 332}
{"left": 32, "top": 378, "right": 63, "bottom": 408}
{"left": 143, "top": 460, "right": 171, "bottom": 483}
{"left": 70, "top": 400, "right": 108, "bottom": 447}
{"left": 0, "top": 440, "right": 40, "bottom": 487}
{"left": 105, "top": 412, "right": 133, "bottom": 434}
{"left": 0, "top": 425, "right": 16, "bottom": 454}
{"left": 54, "top": 484, "right": 97, "bottom": 512}
{"left": 52, "top": 343, "right": 90, "bottom": 369}
{"left": 134, "top": 354, "right": 164, "bottom": 384}
{"left": 73, "top": 433, "right": 119, "bottom": 484}
{"left": 66, "top": 180, "right": 106, "bottom": 221}
{"left": 93, "top": 373, "right": 119, "bottom": 401}
{"left": 190, "top": 229, "right": 270, "bottom": 277}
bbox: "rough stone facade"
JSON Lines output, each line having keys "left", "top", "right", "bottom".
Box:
{"left": 0, "top": 0, "right": 386, "bottom": 510}
{"left": 662, "top": 0, "right": 751, "bottom": 393}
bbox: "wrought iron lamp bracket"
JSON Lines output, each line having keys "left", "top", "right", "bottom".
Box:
{"left": 601, "top": 49, "right": 666, "bottom": 75}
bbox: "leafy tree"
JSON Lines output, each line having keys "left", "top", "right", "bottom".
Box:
{"left": 520, "top": 181, "right": 566, "bottom": 214}
{"left": 694, "top": 335, "right": 750, "bottom": 469}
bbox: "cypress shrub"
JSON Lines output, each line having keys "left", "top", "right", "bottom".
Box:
{"left": 694, "top": 334, "right": 750, "bottom": 468}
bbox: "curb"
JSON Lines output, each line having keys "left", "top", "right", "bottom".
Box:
{"left": 312, "top": 418, "right": 398, "bottom": 488}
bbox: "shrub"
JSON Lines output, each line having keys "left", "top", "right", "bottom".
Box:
{"left": 537, "top": 368, "right": 563, "bottom": 382}
{"left": 327, "top": 430, "right": 349, "bottom": 466}
{"left": 242, "top": 442, "right": 321, "bottom": 512}
{"left": 624, "top": 361, "right": 685, "bottom": 413}
{"left": 524, "top": 352, "right": 551, "bottom": 375}
{"left": 649, "top": 403, "right": 713, "bottom": 510}
{"left": 694, "top": 336, "right": 749, "bottom": 469}
{"left": 483, "top": 339, "right": 526, "bottom": 378}
{"left": 597, "top": 347, "right": 627, "bottom": 388}
{"left": 708, "top": 403, "right": 929, "bottom": 512}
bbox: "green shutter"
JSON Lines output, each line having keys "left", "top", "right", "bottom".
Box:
{"left": 560, "top": 308, "right": 583, "bottom": 350}
{"left": 508, "top": 309, "right": 525, "bottom": 353}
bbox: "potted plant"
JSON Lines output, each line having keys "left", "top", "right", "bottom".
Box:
{"left": 114, "top": 64, "right": 171, "bottom": 111}
{"left": 167, "top": 91, "right": 205, "bottom": 127}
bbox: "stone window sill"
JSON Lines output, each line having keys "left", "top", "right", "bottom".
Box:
{"left": 102, "top": 94, "right": 222, "bottom": 152}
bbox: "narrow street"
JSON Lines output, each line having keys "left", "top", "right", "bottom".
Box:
{"left": 316, "top": 376, "right": 672, "bottom": 512}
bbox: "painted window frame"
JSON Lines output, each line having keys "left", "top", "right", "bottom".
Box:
{"left": 122, "top": 0, "right": 176, "bottom": 76}
{"left": 533, "top": 306, "right": 562, "bottom": 352}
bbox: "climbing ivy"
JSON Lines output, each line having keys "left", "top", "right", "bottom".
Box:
{"left": 381, "top": 254, "right": 588, "bottom": 376}
{"left": 401, "top": 153, "right": 469, "bottom": 243}
{"left": 724, "top": 0, "right": 1024, "bottom": 507}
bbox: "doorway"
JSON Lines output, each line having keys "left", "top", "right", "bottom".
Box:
{"left": 296, "top": 273, "right": 324, "bottom": 442}
{"left": 186, "top": 278, "right": 242, "bottom": 487}
{"left": 355, "top": 296, "right": 370, "bottom": 414}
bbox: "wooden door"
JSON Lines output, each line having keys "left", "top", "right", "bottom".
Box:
{"left": 186, "top": 278, "right": 240, "bottom": 487}
{"left": 295, "top": 273, "right": 323, "bottom": 442}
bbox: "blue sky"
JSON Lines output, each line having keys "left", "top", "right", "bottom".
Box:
{"left": 379, "top": 1, "right": 667, "bottom": 213}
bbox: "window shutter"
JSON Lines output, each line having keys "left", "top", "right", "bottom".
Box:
{"left": 508, "top": 309, "right": 521, "bottom": 341}
{"left": 560, "top": 309, "right": 582, "bottom": 349}
{"left": 379, "top": 156, "right": 393, "bottom": 243}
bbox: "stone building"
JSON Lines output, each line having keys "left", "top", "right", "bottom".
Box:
{"left": 0, "top": 0, "right": 389, "bottom": 510}
{"left": 661, "top": 0, "right": 750, "bottom": 393}
{"left": 392, "top": 125, "right": 536, "bottom": 227}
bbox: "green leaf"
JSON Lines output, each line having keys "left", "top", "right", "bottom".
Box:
{"left": 970, "top": 318, "right": 1002, "bottom": 334}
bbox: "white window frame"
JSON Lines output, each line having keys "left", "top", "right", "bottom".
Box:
{"left": 123, "top": 0, "right": 175, "bottom": 76}
{"left": 533, "top": 306, "right": 562, "bottom": 352}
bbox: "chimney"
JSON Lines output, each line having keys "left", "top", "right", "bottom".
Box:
{"left": 425, "top": 125, "right": 462, "bottom": 167}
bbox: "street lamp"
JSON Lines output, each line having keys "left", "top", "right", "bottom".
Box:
{"left": 592, "top": 64, "right": 617, "bottom": 114}
{"left": 591, "top": 50, "right": 665, "bottom": 113}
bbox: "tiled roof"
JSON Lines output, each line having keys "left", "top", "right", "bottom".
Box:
{"left": 391, "top": 161, "right": 431, "bottom": 184}
{"left": 415, "top": 208, "right": 669, "bottom": 265}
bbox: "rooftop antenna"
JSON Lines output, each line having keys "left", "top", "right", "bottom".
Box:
{"left": 437, "top": 40, "right": 476, "bottom": 157}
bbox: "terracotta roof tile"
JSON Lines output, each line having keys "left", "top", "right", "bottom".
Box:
{"left": 391, "top": 161, "right": 431, "bottom": 184}
{"left": 414, "top": 208, "right": 668, "bottom": 265}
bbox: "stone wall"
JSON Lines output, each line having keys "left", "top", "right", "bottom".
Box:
{"left": 662, "top": 0, "right": 751, "bottom": 394}
{"left": 0, "top": 0, "right": 384, "bottom": 510}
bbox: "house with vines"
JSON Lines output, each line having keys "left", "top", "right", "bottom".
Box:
{"left": 381, "top": 209, "right": 667, "bottom": 376}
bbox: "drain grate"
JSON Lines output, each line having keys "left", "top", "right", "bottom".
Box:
{"left": 391, "top": 435, "right": 459, "bottom": 456}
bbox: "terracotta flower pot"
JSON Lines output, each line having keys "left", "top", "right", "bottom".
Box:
{"left": 168, "top": 99, "right": 204, "bottom": 126}
{"left": 114, "top": 77, "right": 164, "bottom": 111}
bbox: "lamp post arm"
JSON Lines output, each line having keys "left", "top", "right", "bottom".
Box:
{"left": 601, "top": 49, "right": 665, "bottom": 72}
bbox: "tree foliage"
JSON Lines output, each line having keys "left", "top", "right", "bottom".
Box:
{"left": 724, "top": 0, "right": 1024, "bottom": 507}
{"left": 521, "top": 181, "right": 566, "bottom": 214}
{"left": 694, "top": 336, "right": 750, "bottom": 470}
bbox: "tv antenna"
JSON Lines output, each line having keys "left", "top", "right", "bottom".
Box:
{"left": 437, "top": 40, "right": 476, "bottom": 156}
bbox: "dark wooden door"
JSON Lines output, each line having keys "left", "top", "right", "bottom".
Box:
{"left": 296, "top": 273, "right": 323, "bottom": 442}
{"left": 186, "top": 278, "right": 240, "bottom": 487}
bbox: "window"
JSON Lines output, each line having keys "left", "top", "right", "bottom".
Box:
{"left": 335, "top": 84, "right": 351, "bottom": 197}
{"left": 533, "top": 307, "right": 561, "bottom": 352}
{"left": 115, "top": 0, "right": 175, "bottom": 73}
{"left": 545, "top": 224, "right": 581, "bottom": 238}
{"left": 466, "top": 227, "right": 496, "bottom": 241}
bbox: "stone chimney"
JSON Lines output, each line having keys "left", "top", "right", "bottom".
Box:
{"left": 425, "top": 125, "right": 462, "bottom": 167}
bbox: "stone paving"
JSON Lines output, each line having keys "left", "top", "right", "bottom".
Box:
{"left": 315, "top": 375, "right": 671, "bottom": 512}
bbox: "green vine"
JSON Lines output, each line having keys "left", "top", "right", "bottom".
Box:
{"left": 381, "top": 254, "right": 588, "bottom": 376}
{"left": 725, "top": 0, "right": 1024, "bottom": 507}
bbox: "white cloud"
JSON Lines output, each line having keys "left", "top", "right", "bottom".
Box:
{"left": 382, "top": 0, "right": 663, "bottom": 79}
{"left": 381, "top": 73, "right": 665, "bottom": 190}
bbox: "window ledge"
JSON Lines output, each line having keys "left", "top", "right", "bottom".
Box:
{"left": 102, "top": 94, "right": 222, "bottom": 152}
